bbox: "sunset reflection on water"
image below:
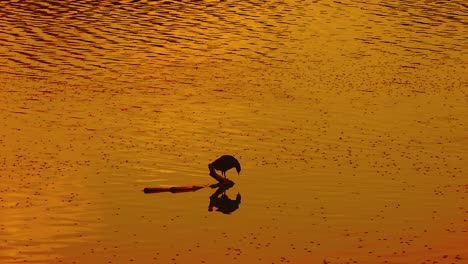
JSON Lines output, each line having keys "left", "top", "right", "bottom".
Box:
{"left": 0, "top": 0, "right": 466, "bottom": 263}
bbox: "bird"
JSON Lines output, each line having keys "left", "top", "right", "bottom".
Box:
{"left": 209, "top": 155, "right": 241, "bottom": 178}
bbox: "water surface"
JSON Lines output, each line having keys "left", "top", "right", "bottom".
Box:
{"left": 0, "top": 0, "right": 467, "bottom": 263}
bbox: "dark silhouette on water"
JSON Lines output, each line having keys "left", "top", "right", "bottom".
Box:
{"left": 208, "top": 155, "right": 241, "bottom": 178}
{"left": 143, "top": 157, "right": 242, "bottom": 213}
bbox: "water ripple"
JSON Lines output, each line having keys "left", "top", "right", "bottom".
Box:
{"left": 0, "top": 0, "right": 310, "bottom": 80}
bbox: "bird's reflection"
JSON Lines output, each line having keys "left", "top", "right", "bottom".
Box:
{"left": 208, "top": 182, "right": 241, "bottom": 214}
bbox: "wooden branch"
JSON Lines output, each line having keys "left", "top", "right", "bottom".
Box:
{"left": 143, "top": 164, "right": 234, "bottom": 194}
{"left": 208, "top": 164, "right": 234, "bottom": 186}
{"left": 143, "top": 185, "right": 205, "bottom": 193}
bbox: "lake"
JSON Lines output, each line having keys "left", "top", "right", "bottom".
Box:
{"left": 0, "top": 0, "right": 466, "bottom": 263}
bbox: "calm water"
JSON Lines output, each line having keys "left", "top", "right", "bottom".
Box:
{"left": 1, "top": 0, "right": 467, "bottom": 263}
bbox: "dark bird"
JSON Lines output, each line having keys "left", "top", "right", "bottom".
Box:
{"left": 209, "top": 155, "right": 241, "bottom": 178}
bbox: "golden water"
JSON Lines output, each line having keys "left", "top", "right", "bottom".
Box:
{"left": 0, "top": 0, "right": 466, "bottom": 263}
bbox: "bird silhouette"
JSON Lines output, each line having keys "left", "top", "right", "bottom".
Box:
{"left": 209, "top": 155, "right": 241, "bottom": 178}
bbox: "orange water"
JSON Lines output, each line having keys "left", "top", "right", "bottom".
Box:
{"left": 1, "top": 0, "right": 467, "bottom": 263}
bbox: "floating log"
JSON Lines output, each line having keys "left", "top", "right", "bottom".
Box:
{"left": 208, "top": 164, "right": 234, "bottom": 186}
{"left": 143, "top": 185, "right": 205, "bottom": 194}
{"left": 143, "top": 165, "right": 234, "bottom": 194}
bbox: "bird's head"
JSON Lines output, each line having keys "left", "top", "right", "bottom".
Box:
{"left": 235, "top": 163, "right": 241, "bottom": 175}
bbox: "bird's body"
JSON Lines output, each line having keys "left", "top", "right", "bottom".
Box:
{"left": 209, "top": 155, "right": 241, "bottom": 178}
